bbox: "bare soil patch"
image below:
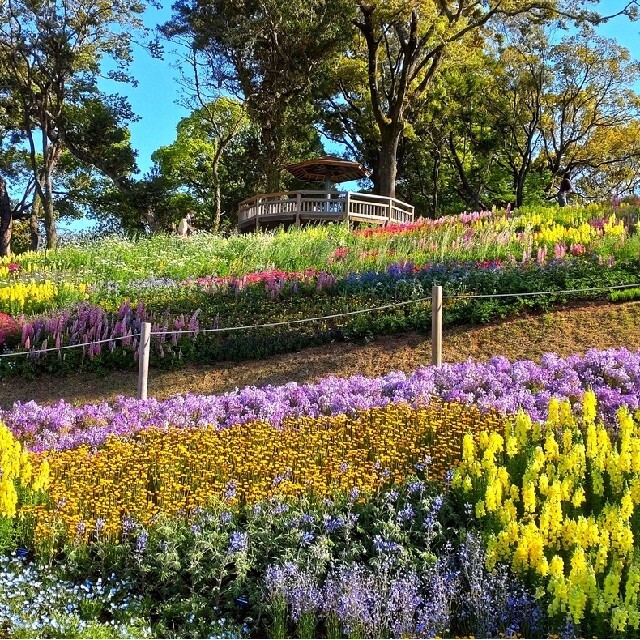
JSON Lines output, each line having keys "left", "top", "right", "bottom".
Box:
{"left": 1, "top": 300, "right": 638, "bottom": 409}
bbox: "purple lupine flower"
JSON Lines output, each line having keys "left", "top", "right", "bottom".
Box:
{"left": 373, "top": 535, "right": 401, "bottom": 554}
{"left": 135, "top": 530, "right": 148, "bottom": 554}
{"left": 224, "top": 481, "right": 237, "bottom": 500}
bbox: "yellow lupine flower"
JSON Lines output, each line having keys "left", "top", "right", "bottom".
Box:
{"left": 549, "top": 554, "right": 565, "bottom": 579}
{"left": 571, "top": 486, "right": 585, "bottom": 508}
{"left": 583, "top": 390, "right": 597, "bottom": 424}
{"left": 514, "top": 411, "right": 532, "bottom": 446}
{"left": 523, "top": 482, "right": 536, "bottom": 513}
{"left": 544, "top": 432, "right": 560, "bottom": 460}
{"left": 462, "top": 433, "right": 475, "bottom": 463}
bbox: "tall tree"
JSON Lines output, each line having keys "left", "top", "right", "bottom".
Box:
{"left": 490, "top": 22, "right": 548, "bottom": 207}
{"left": 153, "top": 98, "right": 248, "bottom": 231}
{"left": 351, "top": 0, "right": 637, "bottom": 198}
{"left": 0, "top": 0, "right": 152, "bottom": 248}
{"left": 163, "top": 0, "right": 355, "bottom": 193}
{"left": 539, "top": 26, "right": 640, "bottom": 183}
{"left": 0, "top": 111, "right": 36, "bottom": 255}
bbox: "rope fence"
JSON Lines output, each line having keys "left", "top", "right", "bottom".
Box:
{"left": 1, "top": 281, "right": 639, "bottom": 399}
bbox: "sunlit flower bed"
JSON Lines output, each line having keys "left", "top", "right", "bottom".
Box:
{"left": 4, "top": 388, "right": 640, "bottom": 636}
{"left": 4, "top": 347, "right": 640, "bottom": 453}
{"left": 0, "top": 202, "right": 638, "bottom": 378}
{"left": 0, "top": 203, "right": 634, "bottom": 293}
{"left": 1, "top": 250, "right": 637, "bottom": 379}
{"left": 20, "top": 402, "right": 502, "bottom": 544}
{"left": 0, "top": 279, "right": 88, "bottom": 315}
{"left": 456, "top": 392, "right": 640, "bottom": 633}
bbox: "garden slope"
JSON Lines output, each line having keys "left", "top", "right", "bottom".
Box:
{"left": 1, "top": 299, "right": 638, "bottom": 409}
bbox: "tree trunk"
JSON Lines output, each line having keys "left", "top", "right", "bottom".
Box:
{"left": 376, "top": 125, "right": 402, "bottom": 198}
{"left": 448, "top": 134, "right": 484, "bottom": 210}
{"left": 213, "top": 162, "right": 221, "bottom": 232}
{"left": 515, "top": 171, "right": 525, "bottom": 208}
{"left": 0, "top": 175, "right": 12, "bottom": 257}
{"left": 30, "top": 196, "right": 41, "bottom": 251}
{"left": 431, "top": 147, "right": 441, "bottom": 217}
{"left": 260, "top": 111, "right": 283, "bottom": 193}
{"left": 42, "top": 166, "right": 58, "bottom": 249}
{"left": 142, "top": 208, "right": 161, "bottom": 233}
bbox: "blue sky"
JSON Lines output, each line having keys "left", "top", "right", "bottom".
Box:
{"left": 100, "top": 1, "right": 640, "bottom": 177}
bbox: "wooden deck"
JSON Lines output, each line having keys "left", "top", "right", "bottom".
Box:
{"left": 237, "top": 190, "right": 414, "bottom": 232}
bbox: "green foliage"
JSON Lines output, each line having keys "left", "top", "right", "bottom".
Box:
{"left": 152, "top": 98, "right": 249, "bottom": 231}
{"left": 61, "top": 477, "right": 444, "bottom": 639}
{"left": 610, "top": 287, "right": 640, "bottom": 303}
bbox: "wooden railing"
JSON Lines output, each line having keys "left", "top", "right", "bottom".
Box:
{"left": 238, "top": 190, "right": 414, "bottom": 229}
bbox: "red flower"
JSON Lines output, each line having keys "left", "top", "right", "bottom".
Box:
{"left": 0, "top": 313, "right": 21, "bottom": 347}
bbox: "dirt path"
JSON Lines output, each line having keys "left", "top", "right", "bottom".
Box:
{"left": 1, "top": 300, "right": 638, "bottom": 408}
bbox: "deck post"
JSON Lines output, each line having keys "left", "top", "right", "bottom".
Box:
{"left": 345, "top": 192, "right": 350, "bottom": 224}
{"left": 387, "top": 197, "right": 393, "bottom": 226}
{"left": 296, "top": 192, "right": 301, "bottom": 226}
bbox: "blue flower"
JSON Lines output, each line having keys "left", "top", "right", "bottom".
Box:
{"left": 300, "top": 531, "right": 315, "bottom": 545}
{"left": 228, "top": 531, "right": 248, "bottom": 554}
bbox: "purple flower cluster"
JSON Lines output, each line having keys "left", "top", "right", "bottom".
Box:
{"left": 18, "top": 301, "right": 201, "bottom": 358}
{"left": 4, "top": 347, "right": 640, "bottom": 453}
{"left": 263, "top": 552, "right": 535, "bottom": 638}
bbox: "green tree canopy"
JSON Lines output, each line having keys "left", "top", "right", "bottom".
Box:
{"left": 0, "top": 0, "right": 153, "bottom": 248}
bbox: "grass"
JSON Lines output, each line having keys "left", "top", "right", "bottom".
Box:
{"left": 1, "top": 299, "right": 638, "bottom": 409}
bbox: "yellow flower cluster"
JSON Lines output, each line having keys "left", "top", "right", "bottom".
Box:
{"left": 0, "top": 257, "right": 54, "bottom": 279}
{"left": 0, "top": 280, "right": 88, "bottom": 314}
{"left": 454, "top": 392, "right": 640, "bottom": 632}
{"left": 23, "top": 401, "right": 505, "bottom": 544}
{"left": 534, "top": 222, "right": 597, "bottom": 246}
{"left": 516, "top": 210, "right": 625, "bottom": 246}
{"left": 603, "top": 214, "right": 626, "bottom": 237}
{"left": 0, "top": 422, "right": 49, "bottom": 518}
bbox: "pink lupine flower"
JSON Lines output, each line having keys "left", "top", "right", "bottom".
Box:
{"left": 554, "top": 243, "right": 566, "bottom": 260}
{"left": 536, "top": 246, "right": 548, "bottom": 264}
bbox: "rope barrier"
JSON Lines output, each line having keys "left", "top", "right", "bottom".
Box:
{"left": 0, "top": 334, "right": 135, "bottom": 358}
{"left": 0, "top": 296, "right": 433, "bottom": 358}
{"left": 446, "top": 282, "right": 640, "bottom": 301}
{"left": 150, "top": 296, "right": 433, "bottom": 337}
{"left": 1, "top": 280, "right": 639, "bottom": 359}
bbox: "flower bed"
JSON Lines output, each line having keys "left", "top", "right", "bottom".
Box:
{"left": 2, "top": 251, "right": 639, "bottom": 377}
{"left": 3, "top": 392, "right": 640, "bottom": 637}
{"left": 5, "top": 347, "right": 640, "bottom": 453}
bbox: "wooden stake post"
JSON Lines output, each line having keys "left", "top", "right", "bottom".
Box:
{"left": 137, "top": 322, "right": 151, "bottom": 400}
{"left": 431, "top": 285, "right": 442, "bottom": 366}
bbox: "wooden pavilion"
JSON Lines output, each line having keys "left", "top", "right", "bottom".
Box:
{"left": 237, "top": 156, "right": 414, "bottom": 232}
